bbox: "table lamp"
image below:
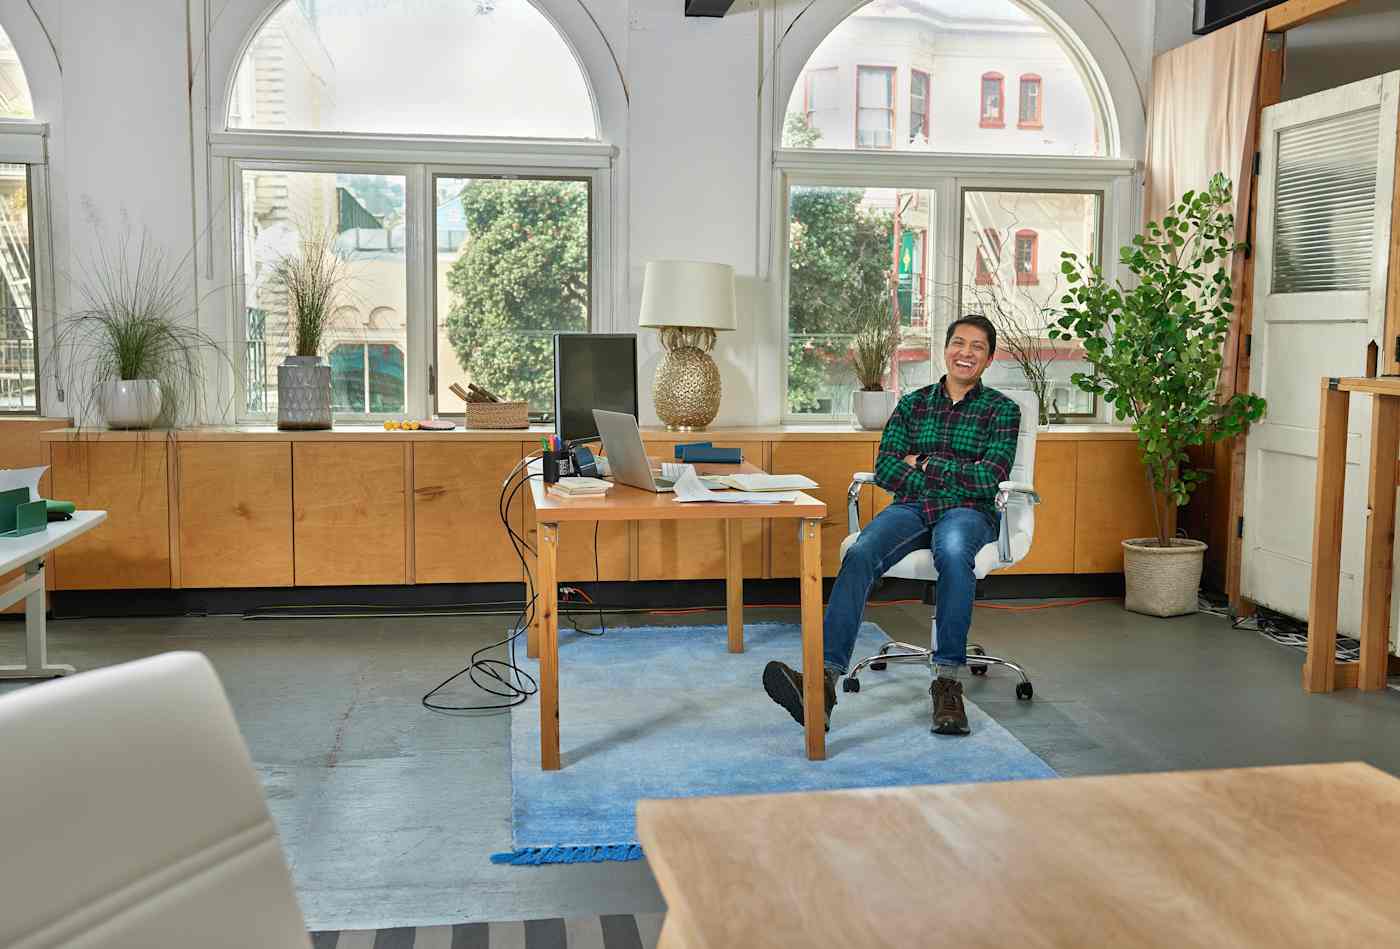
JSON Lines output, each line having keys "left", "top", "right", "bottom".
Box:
{"left": 638, "top": 260, "right": 737, "bottom": 431}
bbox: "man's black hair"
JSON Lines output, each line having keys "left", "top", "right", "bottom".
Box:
{"left": 945, "top": 314, "right": 997, "bottom": 357}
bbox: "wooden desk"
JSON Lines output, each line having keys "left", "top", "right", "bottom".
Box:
{"left": 528, "top": 472, "right": 827, "bottom": 770}
{"left": 637, "top": 762, "right": 1400, "bottom": 949}
{"left": 0, "top": 511, "right": 107, "bottom": 678}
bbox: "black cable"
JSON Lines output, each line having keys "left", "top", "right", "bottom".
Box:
{"left": 421, "top": 459, "right": 542, "bottom": 712}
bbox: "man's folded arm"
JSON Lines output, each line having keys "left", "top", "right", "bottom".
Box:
{"left": 873, "top": 399, "right": 931, "bottom": 497}
{"left": 923, "top": 400, "right": 1020, "bottom": 500}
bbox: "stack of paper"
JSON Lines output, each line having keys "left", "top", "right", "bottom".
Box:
{"left": 671, "top": 468, "right": 799, "bottom": 504}
{"left": 549, "top": 477, "right": 612, "bottom": 497}
{"left": 712, "top": 472, "right": 817, "bottom": 492}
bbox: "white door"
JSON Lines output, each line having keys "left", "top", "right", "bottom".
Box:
{"left": 1242, "top": 72, "right": 1399, "bottom": 637}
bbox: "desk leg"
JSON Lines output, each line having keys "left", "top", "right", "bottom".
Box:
{"left": 1305, "top": 382, "right": 1350, "bottom": 693}
{"left": 0, "top": 560, "right": 75, "bottom": 680}
{"left": 527, "top": 538, "right": 540, "bottom": 660}
{"left": 1359, "top": 396, "right": 1400, "bottom": 691}
{"left": 539, "top": 522, "right": 561, "bottom": 770}
{"left": 799, "top": 518, "right": 825, "bottom": 761}
{"left": 726, "top": 519, "right": 744, "bottom": 653}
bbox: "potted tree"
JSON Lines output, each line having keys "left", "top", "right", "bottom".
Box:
{"left": 267, "top": 228, "right": 353, "bottom": 430}
{"left": 53, "top": 230, "right": 226, "bottom": 429}
{"left": 1051, "top": 173, "right": 1266, "bottom": 617}
{"left": 849, "top": 282, "right": 900, "bottom": 431}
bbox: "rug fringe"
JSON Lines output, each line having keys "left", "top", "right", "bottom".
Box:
{"left": 490, "top": 844, "right": 643, "bottom": 866}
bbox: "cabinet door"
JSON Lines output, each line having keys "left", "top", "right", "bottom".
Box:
{"left": 521, "top": 441, "right": 630, "bottom": 583}
{"left": 636, "top": 440, "right": 765, "bottom": 580}
{"left": 179, "top": 442, "right": 294, "bottom": 588}
{"left": 1074, "top": 440, "right": 1158, "bottom": 573}
{"left": 769, "top": 441, "right": 874, "bottom": 577}
{"left": 293, "top": 442, "right": 407, "bottom": 586}
{"left": 1000, "top": 440, "right": 1076, "bottom": 575}
{"left": 51, "top": 441, "right": 171, "bottom": 590}
{"left": 414, "top": 442, "right": 525, "bottom": 583}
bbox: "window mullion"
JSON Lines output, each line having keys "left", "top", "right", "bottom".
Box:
{"left": 405, "top": 163, "right": 430, "bottom": 419}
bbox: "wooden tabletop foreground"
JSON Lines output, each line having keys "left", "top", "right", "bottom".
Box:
{"left": 636, "top": 762, "right": 1400, "bottom": 949}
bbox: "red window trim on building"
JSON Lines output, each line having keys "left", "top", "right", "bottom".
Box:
{"left": 1018, "top": 73, "right": 1043, "bottom": 129}
{"left": 1015, "top": 229, "right": 1039, "bottom": 285}
{"left": 980, "top": 71, "right": 1004, "bottom": 129}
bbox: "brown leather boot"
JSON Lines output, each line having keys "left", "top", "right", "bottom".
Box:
{"left": 762, "top": 661, "right": 837, "bottom": 732}
{"left": 931, "top": 677, "right": 971, "bottom": 735}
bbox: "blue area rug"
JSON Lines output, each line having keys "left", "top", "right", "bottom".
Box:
{"left": 500, "top": 622, "right": 1054, "bottom": 864}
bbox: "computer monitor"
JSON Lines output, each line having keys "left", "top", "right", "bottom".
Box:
{"left": 553, "top": 333, "right": 639, "bottom": 445}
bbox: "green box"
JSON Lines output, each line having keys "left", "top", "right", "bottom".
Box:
{"left": 0, "top": 487, "right": 47, "bottom": 538}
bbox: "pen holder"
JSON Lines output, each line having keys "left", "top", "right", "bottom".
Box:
{"left": 542, "top": 451, "right": 563, "bottom": 484}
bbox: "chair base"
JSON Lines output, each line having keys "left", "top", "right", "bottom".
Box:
{"left": 843, "top": 642, "right": 1033, "bottom": 700}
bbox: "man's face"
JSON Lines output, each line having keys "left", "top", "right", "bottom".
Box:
{"left": 944, "top": 323, "right": 993, "bottom": 386}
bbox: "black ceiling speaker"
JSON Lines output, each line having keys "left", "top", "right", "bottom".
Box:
{"left": 1193, "top": 0, "right": 1286, "bottom": 35}
{"left": 685, "top": 0, "right": 736, "bottom": 17}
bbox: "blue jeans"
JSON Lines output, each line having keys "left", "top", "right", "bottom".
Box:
{"left": 823, "top": 503, "right": 996, "bottom": 674}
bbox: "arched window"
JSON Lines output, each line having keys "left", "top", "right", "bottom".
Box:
{"left": 1018, "top": 73, "right": 1043, "bottom": 129}
{"left": 229, "top": 0, "right": 595, "bottom": 138}
{"left": 225, "top": 0, "right": 609, "bottom": 422}
{"left": 782, "top": 0, "right": 1105, "bottom": 156}
{"left": 1014, "top": 228, "right": 1038, "bottom": 284}
{"left": 0, "top": 23, "right": 38, "bottom": 414}
{"left": 980, "top": 72, "right": 1005, "bottom": 129}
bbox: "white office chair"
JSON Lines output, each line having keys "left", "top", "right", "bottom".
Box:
{"left": 0, "top": 652, "right": 310, "bottom": 949}
{"left": 840, "top": 388, "right": 1041, "bottom": 700}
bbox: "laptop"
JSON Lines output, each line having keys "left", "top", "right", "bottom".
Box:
{"left": 591, "top": 409, "right": 723, "bottom": 493}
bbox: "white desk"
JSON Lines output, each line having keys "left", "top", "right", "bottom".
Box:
{"left": 1, "top": 511, "right": 106, "bottom": 679}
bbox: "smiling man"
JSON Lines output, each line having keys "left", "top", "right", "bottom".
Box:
{"left": 763, "top": 314, "right": 1020, "bottom": 736}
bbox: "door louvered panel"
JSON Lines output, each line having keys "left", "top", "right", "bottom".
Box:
{"left": 1271, "top": 106, "right": 1382, "bottom": 294}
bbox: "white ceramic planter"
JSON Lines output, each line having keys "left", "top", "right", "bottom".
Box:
{"left": 851, "top": 389, "right": 898, "bottom": 431}
{"left": 99, "top": 379, "right": 162, "bottom": 430}
{"left": 1122, "top": 537, "right": 1207, "bottom": 617}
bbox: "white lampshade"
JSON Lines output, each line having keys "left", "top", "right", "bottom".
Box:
{"left": 638, "top": 260, "right": 737, "bottom": 331}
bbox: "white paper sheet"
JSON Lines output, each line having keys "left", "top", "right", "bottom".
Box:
{"left": 0, "top": 465, "right": 46, "bottom": 500}
{"left": 671, "top": 467, "right": 798, "bottom": 504}
{"left": 719, "top": 472, "right": 818, "bottom": 492}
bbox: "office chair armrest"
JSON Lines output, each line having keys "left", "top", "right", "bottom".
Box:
{"left": 995, "top": 482, "right": 1039, "bottom": 563}
{"left": 847, "top": 472, "right": 876, "bottom": 535}
{"left": 998, "top": 480, "right": 1039, "bottom": 499}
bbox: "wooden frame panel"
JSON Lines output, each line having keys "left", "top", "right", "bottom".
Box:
{"left": 1074, "top": 440, "right": 1158, "bottom": 572}
{"left": 637, "top": 441, "right": 766, "bottom": 580}
{"left": 413, "top": 441, "right": 524, "bottom": 583}
{"left": 1002, "top": 440, "right": 1077, "bottom": 574}
{"left": 178, "top": 442, "right": 294, "bottom": 588}
{"left": 769, "top": 441, "right": 875, "bottom": 577}
{"left": 50, "top": 441, "right": 171, "bottom": 590}
{"left": 292, "top": 442, "right": 407, "bottom": 586}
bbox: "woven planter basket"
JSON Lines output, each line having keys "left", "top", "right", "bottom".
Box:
{"left": 465, "top": 401, "right": 530, "bottom": 429}
{"left": 1122, "top": 538, "right": 1207, "bottom": 618}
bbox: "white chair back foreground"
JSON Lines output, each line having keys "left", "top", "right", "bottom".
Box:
{"left": 0, "top": 652, "right": 310, "bottom": 949}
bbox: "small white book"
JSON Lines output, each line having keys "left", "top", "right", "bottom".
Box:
{"left": 717, "top": 472, "right": 818, "bottom": 492}
{"left": 550, "top": 476, "right": 612, "bottom": 496}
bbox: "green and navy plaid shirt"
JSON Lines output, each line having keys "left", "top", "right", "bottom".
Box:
{"left": 875, "top": 377, "right": 1021, "bottom": 524}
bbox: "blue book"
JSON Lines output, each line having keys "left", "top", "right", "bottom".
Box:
{"left": 673, "top": 441, "right": 713, "bottom": 459}
{"left": 676, "top": 445, "right": 742, "bottom": 464}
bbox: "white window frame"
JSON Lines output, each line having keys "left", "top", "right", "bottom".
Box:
{"left": 0, "top": 118, "right": 50, "bottom": 416}
{"left": 213, "top": 131, "right": 615, "bottom": 423}
{"left": 771, "top": 148, "right": 1137, "bottom": 424}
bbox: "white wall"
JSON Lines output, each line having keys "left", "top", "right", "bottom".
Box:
{"left": 15, "top": 0, "right": 1156, "bottom": 427}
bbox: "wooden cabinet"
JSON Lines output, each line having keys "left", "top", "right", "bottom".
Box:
{"left": 519, "top": 441, "right": 630, "bottom": 583}
{"left": 178, "top": 442, "right": 294, "bottom": 588}
{"left": 769, "top": 442, "right": 875, "bottom": 577}
{"left": 293, "top": 442, "right": 407, "bottom": 586}
{"left": 1002, "top": 440, "right": 1077, "bottom": 575}
{"left": 1074, "top": 440, "right": 1158, "bottom": 573}
{"left": 637, "top": 440, "right": 766, "bottom": 580}
{"left": 50, "top": 441, "right": 171, "bottom": 590}
{"left": 414, "top": 442, "right": 524, "bottom": 583}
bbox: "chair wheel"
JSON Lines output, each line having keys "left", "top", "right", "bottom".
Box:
{"left": 1016, "top": 682, "right": 1033, "bottom": 701}
{"left": 843, "top": 677, "right": 861, "bottom": 693}
{"left": 970, "top": 664, "right": 988, "bottom": 676}
{"left": 870, "top": 661, "right": 887, "bottom": 671}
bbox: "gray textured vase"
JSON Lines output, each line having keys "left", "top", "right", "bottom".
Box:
{"left": 277, "top": 356, "right": 333, "bottom": 430}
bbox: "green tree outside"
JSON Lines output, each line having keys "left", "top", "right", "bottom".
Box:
{"left": 444, "top": 179, "right": 589, "bottom": 412}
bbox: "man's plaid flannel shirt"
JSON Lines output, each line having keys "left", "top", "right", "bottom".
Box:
{"left": 874, "top": 378, "right": 1021, "bottom": 525}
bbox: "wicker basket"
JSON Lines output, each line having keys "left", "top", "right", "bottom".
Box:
{"left": 464, "top": 401, "right": 530, "bottom": 429}
{"left": 1122, "top": 538, "right": 1207, "bottom": 617}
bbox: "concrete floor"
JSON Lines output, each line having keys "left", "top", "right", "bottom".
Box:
{"left": 5, "top": 598, "right": 1400, "bottom": 930}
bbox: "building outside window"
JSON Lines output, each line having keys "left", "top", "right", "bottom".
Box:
{"left": 1019, "top": 74, "right": 1043, "bottom": 128}
{"left": 980, "top": 72, "right": 1005, "bottom": 128}
{"left": 910, "top": 69, "right": 930, "bottom": 145}
{"left": 856, "top": 66, "right": 895, "bottom": 148}
{"left": 804, "top": 67, "right": 839, "bottom": 143}
{"left": 779, "top": 0, "right": 1120, "bottom": 422}
{"left": 0, "top": 25, "right": 39, "bottom": 414}
{"left": 225, "top": 0, "right": 603, "bottom": 422}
